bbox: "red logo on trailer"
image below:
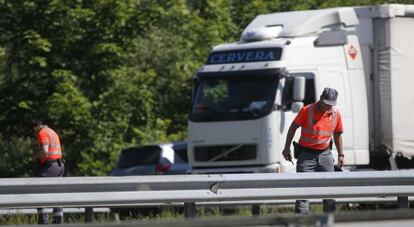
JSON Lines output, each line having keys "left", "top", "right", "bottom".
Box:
{"left": 348, "top": 45, "right": 357, "bottom": 60}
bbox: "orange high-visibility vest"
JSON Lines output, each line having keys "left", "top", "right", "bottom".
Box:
{"left": 294, "top": 104, "right": 342, "bottom": 150}
{"left": 36, "top": 126, "right": 63, "bottom": 163}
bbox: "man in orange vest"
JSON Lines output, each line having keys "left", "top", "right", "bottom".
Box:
{"left": 282, "top": 87, "right": 344, "bottom": 214}
{"left": 31, "top": 119, "right": 65, "bottom": 224}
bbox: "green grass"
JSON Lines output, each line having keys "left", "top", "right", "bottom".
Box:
{"left": 0, "top": 203, "right": 398, "bottom": 225}
{"left": 0, "top": 212, "right": 115, "bottom": 225}
{"left": 0, "top": 213, "right": 37, "bottom": 225}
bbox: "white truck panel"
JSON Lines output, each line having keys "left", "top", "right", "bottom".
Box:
{"left": 242, "top": 7, "right": 358, "bottom": 38}
{"left": 188, "top": 119, "right": 264, "bottom": 167}
{"left": 386, "top": 17, "right": 414, "bottom": 157}
{"left": 355, "top": 5, "right": 414, "bottom": 158}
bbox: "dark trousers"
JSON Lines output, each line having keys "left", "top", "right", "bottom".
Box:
{"left": 34, "top": 160, "right": 65, "bottom": 224}
{"left": 295, "top": 149, "right": 335, "bottom": 214}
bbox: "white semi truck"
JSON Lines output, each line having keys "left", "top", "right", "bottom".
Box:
{"left": 188, "top": 4, "right": 414, "bottom": 173}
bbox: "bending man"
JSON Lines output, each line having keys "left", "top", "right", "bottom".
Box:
{"left": 31, "top": 119, "right": 65, "bottom": 224}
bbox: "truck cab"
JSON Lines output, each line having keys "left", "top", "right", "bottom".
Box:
{"left": 188, "top": 5, "right": 414, "bottom": 173}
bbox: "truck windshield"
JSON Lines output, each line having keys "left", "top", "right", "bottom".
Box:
{"left": 190, "top": 70, "right": 280, "bottom": 122}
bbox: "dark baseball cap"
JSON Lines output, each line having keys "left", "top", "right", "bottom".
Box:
{"left": 321, "top": 87, "right": 338, "bottom": 106}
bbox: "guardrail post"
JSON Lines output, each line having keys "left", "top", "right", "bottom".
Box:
{"left": 398, "top": 196, "right": 409, "bottom": 209}
{"left": 85, "top": 207, "right": 94, "bottom": 223}
{"left": 252, "top": 205, "right": 260, "bottom": 216}
{"left": 323, "top": 199, "right": 336, "bottom": 213}
{"left": 184, "top": 202, "right": 196, "bottom": 218}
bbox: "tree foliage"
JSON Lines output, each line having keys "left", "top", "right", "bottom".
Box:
{"left": 0, "top": 0, "right": 412, "bottom": 176}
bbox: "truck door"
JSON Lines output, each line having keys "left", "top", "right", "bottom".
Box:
{"left": 319, "top": 69, "right": 354, "bottom": 162}
{"left": 279, "top": 73, "right": 316, "bottom": 171}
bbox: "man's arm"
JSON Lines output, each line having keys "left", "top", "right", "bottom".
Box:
{"left": 333, "top": 133, "right": 344, "bottom": 167}
{"left": 282, "top": 122, "right": 299, "bottom": 161}
{"left": 33, "top": 144, "right": 49, "bottom": 160}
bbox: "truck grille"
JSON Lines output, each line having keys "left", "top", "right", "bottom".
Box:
{"left": 194, "top": 144, "right": 257, "bottom": 162}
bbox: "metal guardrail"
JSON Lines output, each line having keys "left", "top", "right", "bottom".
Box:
{"left": 0, "top": 170, "right": 413, "bottom": 218}
{"left": 0, "top": 207, "right": 110, "bottom": 215}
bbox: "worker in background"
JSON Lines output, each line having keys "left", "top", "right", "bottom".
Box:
{"left": 31, "top": 119, "right": 65, "bottom": 224}
{"left": 282, "top": 87, "right": 344, "bottom": 214}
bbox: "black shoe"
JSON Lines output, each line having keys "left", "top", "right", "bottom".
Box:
{"left": 52, "top": 216, "right": 63, "bottom": 224}
{"left": 38, "top": 218, "right": 48, "bottom": 225}
{"left": 38, "top": 214, "right": 49, "bottom": 224}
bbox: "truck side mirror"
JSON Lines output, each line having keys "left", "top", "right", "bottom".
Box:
{"left": 293, "top": 77, "right": 305, "bottom": 101}
{"left": 290, "top": 77, "right": 305, "bottom": 113}
{"left": 291, "top": 102, "right": 303, "bottom": 113}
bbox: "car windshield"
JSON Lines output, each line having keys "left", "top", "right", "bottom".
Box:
{"left": 174, "top": 148, "right": 188, "bottom": 163}
{"left": 191, "top": 70, "right": 280, "bottom": 122}
{"left": 116, "top": 146, "right": 161, "bottom": 168}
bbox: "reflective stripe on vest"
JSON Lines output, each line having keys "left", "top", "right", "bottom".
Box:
{"left": 301, "top": 127, "right": 332, "bottom": 136}
{"left": 44, "top": 127, "right": 62, "bottom": 156}
{"left": 300, "top": 104, "right": 337, "bottom": 146}
{"left": 300, "top": 136, "right": 332, "bottom": 144}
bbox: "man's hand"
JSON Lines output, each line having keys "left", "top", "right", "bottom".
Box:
{"left": 333, "top": 133, "right": 344, "bottom": 167}
{"left": 282, "top": 122, "right": 299, "bottom": 164}
{"left": 337, "top": 155, "right": 344, "bottom": 167}
{"left": 282, "top": 148, "right": 292, "bottom": 161}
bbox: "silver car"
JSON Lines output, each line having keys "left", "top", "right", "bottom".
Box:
{"left": 111, "top": 141, "right": 190, "bottom": 176}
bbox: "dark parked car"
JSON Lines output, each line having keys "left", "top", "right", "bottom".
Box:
{"left": 112, "top": 141, "right": 190, "bottom": 176}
